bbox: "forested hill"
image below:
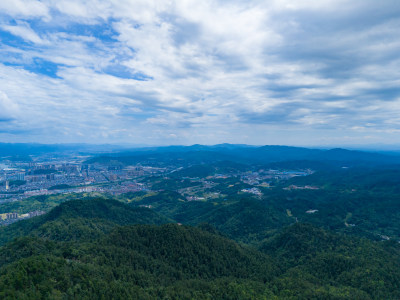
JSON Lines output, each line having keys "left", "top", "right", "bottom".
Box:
{"left": 0, "top": 198, "right": 399, "bottom": 299}
{"left": 0, "top": 198, "right": 170, "bottom": 246}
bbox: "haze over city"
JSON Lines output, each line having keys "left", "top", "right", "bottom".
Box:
{"left": 1, "top": 0, "right": 400, "bottom": 147}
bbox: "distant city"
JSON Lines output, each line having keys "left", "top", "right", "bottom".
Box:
{"left": 0, "top": 156, "right": 158, "bottom": 223}
{"left": 0, "top": 150, "right": 313, "bottom": 225}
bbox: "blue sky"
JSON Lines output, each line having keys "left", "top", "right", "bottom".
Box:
{"left": 0, "top": 0, "right": 400, "bottom": 146}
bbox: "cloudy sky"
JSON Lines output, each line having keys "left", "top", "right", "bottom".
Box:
{"left": 0, "top": 0, "right": 400, "bottom": 146}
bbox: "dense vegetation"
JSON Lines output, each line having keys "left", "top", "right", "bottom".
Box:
{"left": 0, "top": 193, "right": 90, "bottom": 215}
{"left": 132, "top": 191, "right": 289, "bottom": 243}
{"left": 0, "top": 197, "right": 399, "bottom": 299}
{"left": 276, "top": 167, "right": 400, "bottom": 240}
{"left": 0, "top": 198, "right": 169, "bottom": 246}
{"left": 133, "top": 165, "right": 400, "bottom": 241}
{"left": 2, "top": 145, "right": 400, "bottom": 298}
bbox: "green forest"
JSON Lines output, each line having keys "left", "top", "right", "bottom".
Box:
{"left": 0, "top": 196, "right": 399, "bottom": 299}
{"left": 1, "top": 160, "right": 400, "bottom": 299}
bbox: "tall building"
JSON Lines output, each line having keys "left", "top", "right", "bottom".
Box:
{"left": 46, "top": 174, "right": 55, "bottom": 180}
{"left": 6, "top": 212, "right": 18, "bottom": 220}
{"left": 16, "top": 172, "right": 25, "bottom": 181}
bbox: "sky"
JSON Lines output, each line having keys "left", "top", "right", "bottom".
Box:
{"left": 0, "top": 0, "right": 400, "bottom": 147}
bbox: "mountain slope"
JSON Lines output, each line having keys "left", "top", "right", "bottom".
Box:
{"left": 0, "top": 223, "right": 278, "bottom": 299}
{"left": 261, "top": 223, "right": 400, "bottom": 299}
{"left": 0, "top": 198, "right": 169, "bottom": 245}
{"left": 0, "top": 198, "right": 399, "bottom": 299}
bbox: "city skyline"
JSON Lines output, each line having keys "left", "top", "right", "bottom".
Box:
{"left": 1, "top": 1, "right": 400, "bottom": 146}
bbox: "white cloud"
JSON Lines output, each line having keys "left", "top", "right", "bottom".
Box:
{"left": 0, "top": 0, "right": 400, "bottom": 145}
{"left": 1, "top": 22, "right": 47, "bottom": 44}
{"left": 0, "top": 0, "right": 49, "bottom": 19}
{"left": 0, "top": 91, "right": 19, "bottom": 121}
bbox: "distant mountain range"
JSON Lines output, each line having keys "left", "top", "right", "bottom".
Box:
{"left": 2, "top": 143, "right": 400, "bottom": 169}
{"left": 86, "top": 144, "right": 400, "bottom": 168}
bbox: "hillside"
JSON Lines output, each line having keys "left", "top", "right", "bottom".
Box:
{"left": 0, "top": 198, "right": 399, "bottom": 299}
{"left": 0, "top": 222, "right": 278, "bottom": 298}
{"left": 0, "top": 198, "right": 169, "bottom": 245}
{"left": 261, "top": 223, "right": 400, "bottom": 299}
{"left": 131, "top": 191, "right": 290, "bottom": 243}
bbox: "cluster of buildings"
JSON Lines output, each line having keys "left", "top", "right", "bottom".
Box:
{"left": 0, "top": 159, "right": 166, "bottom": 203}
{"left": 0, "top": 210, "right": 45, "bottom": 226}
{"left": 0, "top": 157, "right": 165, "bottom": 226}
{"left": 283, "top": 185, "right": 320, "bottom": 190}
{"left": 241, "top": 169, "right": 313, "bottom": 186}
{"left": 241, "top": 187, "right": 262, "bottom": 196}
